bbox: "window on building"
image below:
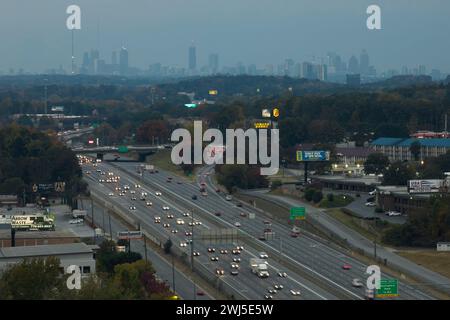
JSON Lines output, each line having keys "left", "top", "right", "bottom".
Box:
{"left": 83, "top": 266, "right": 91, "bottom": 274}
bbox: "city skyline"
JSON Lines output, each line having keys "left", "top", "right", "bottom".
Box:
{"left": 0, "top": 0, "right": 449, "bottom": 74}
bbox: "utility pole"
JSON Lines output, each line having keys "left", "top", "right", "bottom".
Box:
{"left": 191, "top": 208, "right": 197, "bottom": 300}
{"left": 172, "top": 251, "right": 176, "bottom": 293}
{"left": 108, "top": 213, "right": 112, "bottom": 241}
{"left": 44, "top": 79, "right": 48, "bottom": 114}
{"left": 91, "top": 198, "right": 95, "bottom": 243}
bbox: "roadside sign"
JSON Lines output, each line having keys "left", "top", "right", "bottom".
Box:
{"left": 118, "top": 146, "right": 129, "bottom": 153}
{"left": 117, "top": 230, "right": 143, "bottom": 240}
{"left": 376, "top": 279, "right": 399, "bottom": 298}
{"left": 290, "top": 207, "right": 305, "bottom": 220}
{"left": 262, "top": 109, "right": 271, "bottom": 118}
{"left": 296, "top": 150, "right": 330, "bottom": 162}
{"left": 272, "top": 108, "right": 280, "bottom": 118}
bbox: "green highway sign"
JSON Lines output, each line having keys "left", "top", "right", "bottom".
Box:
{"left": 118, "top": 146, "right": 129, "bottom": 153}
{"left": 376, "top": 279, "right": 399, "bottom": 298}
{"left": 290, "top": 207, "right": 306, "bottom": 220}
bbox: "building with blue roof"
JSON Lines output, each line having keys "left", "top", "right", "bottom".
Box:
{"left": 371, "top": 137, "right": 450, "bottom": 161}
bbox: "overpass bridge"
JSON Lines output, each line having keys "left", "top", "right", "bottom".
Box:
{"left": 72, "top": 144, "right": 173, "bottom": 161}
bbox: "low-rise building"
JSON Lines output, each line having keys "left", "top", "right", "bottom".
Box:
{"left": 0, "top": 242, "right": 98, "bottom": 276}
{"left": 376, "top": 186, "right": 430, "bottom": 215}
{"left": 371, "top": 137, "right": 450, "bottom": 162}
{"left": 313, "top": 175, "right": 381, "bottom": 192}
{"left": 0, "top": 229, "right": 80, "bottom": 248}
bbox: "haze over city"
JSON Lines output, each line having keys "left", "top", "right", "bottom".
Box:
{"left": 0, "top": 0, "right": 449, "bottom": 74}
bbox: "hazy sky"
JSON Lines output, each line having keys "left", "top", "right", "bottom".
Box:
{"left": 0, "top": 0, "right": 449, "bottom": 73}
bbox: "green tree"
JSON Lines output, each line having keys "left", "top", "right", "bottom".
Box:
{"left": 374, "top": 123, "right": 409, "bottom": 138}
{"left": 409, "top": 141, "right": 421, "bottom": 161}
{"left": 163, "top": 238, "right": 173, "bottom": 254}
{"left": 382, "top": 162, "right": 415, "bottom": 186}
{"left": 364, "top": 153, "right": 390, "bottom": 175}
{"left": 0, "top": 257, "right": 69, "bottom": 300}
{"left": 312, "top": 191, "right": 323, "bottom": 203}
{"left": 304, "top": 188, "right": 315, "bottom": 202}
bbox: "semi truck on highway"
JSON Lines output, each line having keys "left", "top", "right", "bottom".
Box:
{"left": 72, "top": 209, "right": 87, "bottom": 219}
{"left": 250, "top": 258, "right": 269, "bottom": 278}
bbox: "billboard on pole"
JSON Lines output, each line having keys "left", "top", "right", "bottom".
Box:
{"left": 117, "top": 231, "right": 143, "bottom": 240}
{"left": 296, "top": 150, "right": 330, "bottom": 162}
{"left": 408, "top": 180, "right": 444, "bottom": 193}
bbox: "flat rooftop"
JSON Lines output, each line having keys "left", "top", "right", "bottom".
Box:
{"left": 0, "top": 243, "right": 98, "bottom": 259}
{"left": 314, "top": 175, "right": 381, "bottom": 186}
{"left": 0, "top": 229, "right": 79, "bottom": 240}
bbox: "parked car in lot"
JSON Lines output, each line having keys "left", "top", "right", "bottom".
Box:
{"left": 386, "top": 211, "right": 402, "bottom": 216}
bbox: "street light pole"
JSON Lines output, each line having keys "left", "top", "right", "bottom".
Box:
{"left": 191, "top": 208, "right": 196, "bottom": 299}
{"left": 91, "top": 198, "right": 95, "bottom": 243}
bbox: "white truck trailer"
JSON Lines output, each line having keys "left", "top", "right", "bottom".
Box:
{"left": 250, "top": 258, "right": 270, "bottom": 278}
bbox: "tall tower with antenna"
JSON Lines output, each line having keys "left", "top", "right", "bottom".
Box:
{"left": 71, "top": 29, "right": 75, "bottom": 75}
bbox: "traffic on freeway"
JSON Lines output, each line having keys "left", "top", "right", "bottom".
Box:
{"left": 79, "top": 157, "right": 436, "bottom": 300}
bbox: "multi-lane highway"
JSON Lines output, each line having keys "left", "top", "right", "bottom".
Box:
{"left": 81, "top": 160, "right": 332, "bottom": 300}
{"left": 80, "top": 157, "right": 436, "bottom": 300}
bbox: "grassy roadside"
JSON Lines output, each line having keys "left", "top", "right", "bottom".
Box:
{"left": 147, "top": 150, "right": 197, "bottom": 182}
{"left": 326, "top": 208, "right": 383, "bottom": 243}
{"left": 397, "top": 250, "right": 450, "bottom": 280}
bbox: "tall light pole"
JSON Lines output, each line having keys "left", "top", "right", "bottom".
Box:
{"left": 190, "top": 207, "right": 197, "bottom": 299}
{"left": 44, "top": 79, "right": 48, "bottom": 114}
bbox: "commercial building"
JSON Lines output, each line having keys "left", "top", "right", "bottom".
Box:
{"left": 375, "top": 186, "right": 430, "bottom": 215}
{"left": 313, "top": 175, "right": 381, "bottom": 192}
{"left": 0, "top": 229, "right": 80, "bottom": 248}
{"left": 371, "top": 137, "right": 450, "bottom": 162}
{"left": 0, "top": 242, "right": 98, "bottom": 276}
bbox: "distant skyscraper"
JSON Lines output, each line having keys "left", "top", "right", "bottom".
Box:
{"left": 431, "top": 69, "right": 441, "bottom": 81}
{"left": 112, "top": 51, "right": 117, "bottom": 65}
{"left": 208, "top": 53, "right": 219, "bottom": 74}
{"left": 119, "top": 47, "right": 129, "bottom": 76}
{"left": 348, "top": 55, "right": 359, "bottom": 74}
{"left": 360, "top": 50, "right": 369, "bottom": 75}
{"left": 301, "top": 62, "right": 314, "bottom": 79}
{"left": 401, "top": 66, "right": 409, "bottom": 75}
{"left": 418, "top": 65, "right": 426, "bottom": 75}
{"left": 284, "top": 59, "right": 295, "bottom": 77}
{"left": 265, "top": 64, "right": 274, "bottom": 76}
{"left": 189, "top": 44, "right": 197, "bottom": 71}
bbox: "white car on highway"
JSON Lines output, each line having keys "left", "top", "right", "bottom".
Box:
{"left": 146, "top": 201, "right": 153, "bottom": 206}
{"left": 69, "top": 219, "right": 83, "bottom": 224}
{"left": 386, "top": 211, "right": 402, "bottom": 216}
{"left": 162, "top": 206, "right": 170, "bottom": 211}
{"left": 234, "top": 222, "right": 241, "bottom": 227}
{"left": 108, "top": 192, "right": 114, "bottom": 196}
{"left": 365, "top": 202, "right": 376, "bottom": 207}
{"left": 352, "top": 278, "right": 364, "bottom": 287}
{"left": 129, "top": 206, "right": 136, "bottom": 210}
{"left": 290, "top": 289, "right": 301, "bottom": 296}
{"left": 259, "top": 252, "right": 269, "bottom": 259}
{"left": 155, "top": 191, "right": 162, "bottom": 196}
